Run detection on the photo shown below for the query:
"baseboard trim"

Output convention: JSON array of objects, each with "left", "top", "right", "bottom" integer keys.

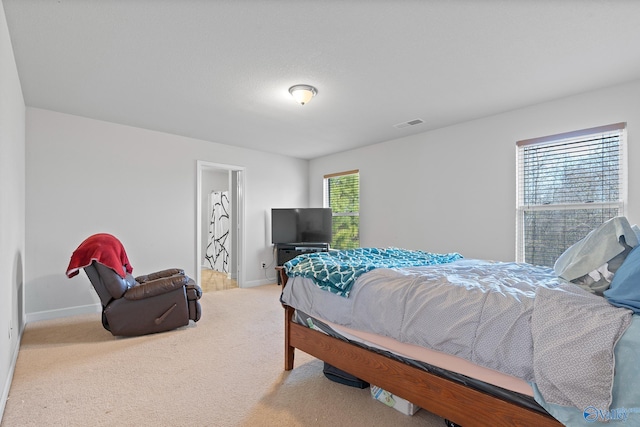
[
  {"left": 1, "top": 326, "right": 24, "bottom": 422},
  {"left": 26, "top": 303, "right": 101, "bottom": 323}
]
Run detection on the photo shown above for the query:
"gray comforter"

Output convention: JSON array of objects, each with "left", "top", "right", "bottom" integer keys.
[{"left": 280, "top": 259, "right": 633, "bottom": 411}]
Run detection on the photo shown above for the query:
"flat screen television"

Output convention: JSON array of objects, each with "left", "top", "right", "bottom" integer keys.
[{"left": 271, "top": 208, "right": 332, "bottom": 244}]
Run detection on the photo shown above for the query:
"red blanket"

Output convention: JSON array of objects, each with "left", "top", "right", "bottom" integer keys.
[{"left": 66, "top": 233, "right": 133, "bottom": 278}]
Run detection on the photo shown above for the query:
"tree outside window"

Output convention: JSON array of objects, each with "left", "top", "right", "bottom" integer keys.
[{"left": 324, "top": 170, "right": 359, "bottom": 250}]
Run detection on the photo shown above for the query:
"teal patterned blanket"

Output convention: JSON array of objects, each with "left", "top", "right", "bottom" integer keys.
[{"left": 283, "top": 247, "right": 463, "bottom": 297}]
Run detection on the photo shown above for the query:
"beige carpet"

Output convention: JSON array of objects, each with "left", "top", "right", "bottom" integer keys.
[{"left": 2, "top": 284, "right": 446, "bottom": 427}]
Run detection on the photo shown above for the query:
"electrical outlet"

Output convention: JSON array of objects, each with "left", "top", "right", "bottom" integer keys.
[{"left": 261, "top": 262, "right": 266, "bottom": 269}]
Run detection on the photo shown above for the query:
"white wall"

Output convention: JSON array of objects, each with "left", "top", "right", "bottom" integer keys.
[
  {"left": 25, "top": 108, "right": 309, "bottom": 321},
  {"left": 0, "top": 0, "right": 26, "bottom": 418},
  {"left": 310, "top": 79, "right": 640, "bottom": 262}
]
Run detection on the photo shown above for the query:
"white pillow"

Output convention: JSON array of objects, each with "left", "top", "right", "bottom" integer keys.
[{"left": 554, "top": 216, "right": 638, "bottom": 286}]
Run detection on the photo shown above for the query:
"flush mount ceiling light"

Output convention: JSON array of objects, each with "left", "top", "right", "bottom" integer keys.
[{"left": 289, "top": 84, "right": 317, "bottom": 105}]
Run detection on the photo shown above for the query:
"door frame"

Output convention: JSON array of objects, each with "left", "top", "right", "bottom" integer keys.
[{"left": 196, "top": 160, "right": 245, "bottom": 288}]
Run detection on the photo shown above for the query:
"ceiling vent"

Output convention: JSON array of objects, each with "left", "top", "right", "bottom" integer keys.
[{"left": 393, "top": 118, "right": 424, "bottom": 129}]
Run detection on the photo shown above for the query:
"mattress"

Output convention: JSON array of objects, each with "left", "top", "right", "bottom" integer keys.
[
  {"left": 292, "top": 309, "right": 546, "bottom": 414},
  {"left": 298, "top": 310, "right": 533, "bottom": 396}
]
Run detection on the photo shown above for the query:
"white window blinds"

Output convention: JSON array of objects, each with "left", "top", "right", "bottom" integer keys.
[{"left": 516, "top": 123, "right": 626, "bottom": 267}]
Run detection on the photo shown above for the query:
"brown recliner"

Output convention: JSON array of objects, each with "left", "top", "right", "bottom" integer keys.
[{"left": 84, "top": 261, "right": 202, "bottom": 336}]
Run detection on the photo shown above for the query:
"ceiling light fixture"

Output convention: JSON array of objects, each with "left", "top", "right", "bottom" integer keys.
[{"left": 289, "top": 84, "right": 317, "bottom": 105}]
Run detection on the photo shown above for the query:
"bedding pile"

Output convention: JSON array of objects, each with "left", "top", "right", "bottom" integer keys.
[{"left": 283, "top": 247, "right": 462, "bottom": 297}]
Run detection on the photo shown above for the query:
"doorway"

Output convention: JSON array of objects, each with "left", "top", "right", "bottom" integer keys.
[{"left": 196, "top": 161, "right": 245, "bottom": 290}]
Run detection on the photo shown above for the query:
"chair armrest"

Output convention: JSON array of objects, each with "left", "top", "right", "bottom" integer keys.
[
  {"left": 135, "top": 268, "right": 184, "bottom": 283},
  {"left": 124, "top": 274, "right": 189, "bottom": 300}
]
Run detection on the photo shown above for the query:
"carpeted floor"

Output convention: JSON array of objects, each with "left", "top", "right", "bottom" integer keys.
[{"left": 2, "top": 284, "right": 446, "bottom": 426}]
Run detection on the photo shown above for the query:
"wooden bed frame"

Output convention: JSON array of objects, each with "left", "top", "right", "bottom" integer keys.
[{"left": 278, "top": 268, "right": 562, "bottom": 427}]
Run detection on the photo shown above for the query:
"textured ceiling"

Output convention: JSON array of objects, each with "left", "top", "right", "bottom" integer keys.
[{"left": 4, "top": 1, "right": 640, "bottom": 159}]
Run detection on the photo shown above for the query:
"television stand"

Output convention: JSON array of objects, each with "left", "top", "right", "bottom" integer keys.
[{"left": 275, "top": 243, "right": 329, "bottom": 284}]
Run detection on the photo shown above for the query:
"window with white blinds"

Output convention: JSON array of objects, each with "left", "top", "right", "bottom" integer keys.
[
  {"left": 516, "top": 123, "right": 626, "bottom": 267},
  {"left": 324, "top": 170, "right": 360, "bottom": 249}
]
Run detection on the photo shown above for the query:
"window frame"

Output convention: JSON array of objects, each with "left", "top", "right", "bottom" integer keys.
[
  {"left": 323, "top": 169, "right": 360, "bottom": 250},
  {"left": 515, "top": 122, "right": 627, "bottom": 265}
]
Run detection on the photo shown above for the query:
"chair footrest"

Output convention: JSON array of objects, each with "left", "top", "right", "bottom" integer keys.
[{"left": 185, "top": 279, "right": 202, "bottom": 300}]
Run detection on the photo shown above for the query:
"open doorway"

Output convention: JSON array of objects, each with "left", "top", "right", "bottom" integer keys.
[{"left": 196, "top": 161, "right": 245, "bottom": 291}]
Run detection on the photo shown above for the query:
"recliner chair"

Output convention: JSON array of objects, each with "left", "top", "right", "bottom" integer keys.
[
  {"left": 84, "top": 261, "right": 202, "bottom": 336},
  {"left": 66, "top": 233, "right": 202, "bottom": 336}
]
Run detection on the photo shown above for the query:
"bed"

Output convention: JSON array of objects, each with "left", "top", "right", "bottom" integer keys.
[{"left": 279, "top": 218, "right": 640, "bottom": 427}]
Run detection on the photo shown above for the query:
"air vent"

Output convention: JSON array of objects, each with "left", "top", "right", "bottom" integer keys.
[{"left": 393, "top": 118, "right": 424, "bottom": 129}]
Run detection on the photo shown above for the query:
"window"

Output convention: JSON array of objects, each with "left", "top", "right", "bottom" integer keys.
[
  {"left": 516, "top": 123, "right": 626, "bottom": 267},
  {"left": 324, "top": 170, "right": 360, "bottom": 249}
]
